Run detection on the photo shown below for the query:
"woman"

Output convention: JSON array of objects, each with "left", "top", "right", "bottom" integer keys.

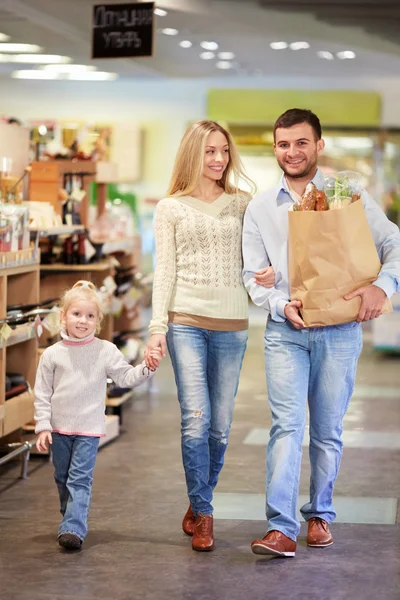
[{"left": 145, "top": 120, "right": 274, "bottom": 552}]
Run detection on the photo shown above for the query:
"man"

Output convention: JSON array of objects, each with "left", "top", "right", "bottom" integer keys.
[{"left": 242, "top": 108, "right": 400, "bottom": 557}]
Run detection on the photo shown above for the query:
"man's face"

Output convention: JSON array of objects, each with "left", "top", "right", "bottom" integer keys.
[{"left": 274, "top": 122, "right": 324, "bottom": 179}]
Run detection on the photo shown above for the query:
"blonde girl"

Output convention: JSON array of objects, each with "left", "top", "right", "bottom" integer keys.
[
  {"left": 145, "top": 120, "right": 274, "bottom": 552},
  {"left": 34, "top": 280, "right": 161, "bottom": 551}
]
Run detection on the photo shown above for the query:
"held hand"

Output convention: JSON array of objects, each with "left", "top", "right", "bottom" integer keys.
[
  {"left": 255, "top": 266, "right": 275, "bottom": 288},
  {"left": 344, "top": 285, "right": 387, "bottom": 322},
  {"left": 145, "top": 348, "right": 163, "bottom": 371},
  {"left": 284, "top": 300, "right": 305, "bottom": 329},
  {"left": 36, "top": 431, "right": 52, "bottom": 452},
  {"left": 144, "top": 334, "right": 167, "bottom": 370}
]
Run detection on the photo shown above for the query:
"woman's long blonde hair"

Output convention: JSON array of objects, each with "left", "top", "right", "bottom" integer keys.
[{"left": 167, "top": 120, "right": 256, "bottom": 197}]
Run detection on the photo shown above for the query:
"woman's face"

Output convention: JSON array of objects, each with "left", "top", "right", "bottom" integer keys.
[{"left": 202, "top": 130, "right": 229, "bottom": 182}]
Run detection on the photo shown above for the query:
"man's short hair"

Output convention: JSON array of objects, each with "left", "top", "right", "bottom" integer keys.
[{"left": 273, "top": 109, "right": 322, "bottom": 141}]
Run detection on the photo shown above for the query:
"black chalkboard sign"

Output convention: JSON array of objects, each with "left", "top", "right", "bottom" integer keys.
[{"left": 92, "top": 2, "right": 154, "bottom": 59}]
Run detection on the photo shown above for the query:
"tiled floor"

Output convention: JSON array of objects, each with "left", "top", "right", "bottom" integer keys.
[{"left": 0, "top": 308, "right": 399, "bottom": 600}]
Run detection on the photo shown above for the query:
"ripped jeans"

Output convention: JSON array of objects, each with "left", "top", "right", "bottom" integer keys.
[{"left": 167, "top": 324, "right": 248, "bottom": 515}]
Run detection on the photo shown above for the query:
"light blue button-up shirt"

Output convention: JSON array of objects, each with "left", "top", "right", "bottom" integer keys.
[{"left": 242, "top": 169, "right": 400, "bottom": 322}]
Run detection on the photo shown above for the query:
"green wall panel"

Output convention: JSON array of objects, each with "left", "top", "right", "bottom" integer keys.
[{"left": 207, "top": 89, "right": 381, "bottom": 126}]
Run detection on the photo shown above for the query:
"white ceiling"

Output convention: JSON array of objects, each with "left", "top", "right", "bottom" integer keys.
[{"left": 0, "top": 0, "right": 400, "bottom": 80}]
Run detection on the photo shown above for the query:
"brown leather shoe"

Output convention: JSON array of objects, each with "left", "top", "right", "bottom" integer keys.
[
  {"left": 307, "top": 517, "right": 333, "bottom": 547},
  {"left": 192, "top": 515, "right": 214, "bottom": 552},
  {"left": 251, "top": 530, "right": 296, "bottom": 557},
  {"left": 182, "top": 505, "right": 195, "bottom": 536}
]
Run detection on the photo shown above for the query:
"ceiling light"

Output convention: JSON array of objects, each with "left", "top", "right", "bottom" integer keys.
[
  {"left": 218, "top": 52, "right": 235, "bottom": 60},
  {"left": 0, "top": 33, "right": 10, "bottom": 42},
  {"left": 67, "top": 71, "right": 117, "bottom": 81},
  {"left": 12, "top": 70, "right": 60, "bottom": 79},
  {"left": 289, "top": 42, "right": 310, "bottom": 50},
  {"left": 216, "top": 61, "right": 232, "bottom": 70},
  {"left": 270, "top": 42, "right": 288, "bottom": 50},
  {"left": 336, "top": 50, "right": 356, "bottom": 60},
  {"left": 154, "top": 8, "right": 168, "bottom": 16},
  {"left": 200, "top": 41, "right": 219, "bottom": 51},
  {"left": 41, "top": 64, "right": 97, "bottom": 72},
  {"left": 179, "top": 40, "right": 192, "bottom": 48},
  {"left": 0, "top": 43, "right": 43, "bottom": 53},
  {"left": 0, "top": 54, "right": 71, "bottom": 64},
  {"left": 161, "top": 28, "right": 178, "bottom": 36},
  {"left": 317, "top": 51, "right": 334, "bottom": 60},
  {"left": 200, "top": 51, "right": 215, "bottom": 60}
]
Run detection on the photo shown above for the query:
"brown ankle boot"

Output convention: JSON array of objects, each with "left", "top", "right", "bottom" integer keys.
[
  {"left": 182, "top": 505, "right": 195, "bottom": 536},
  {"left": 192, "top": 514, "right": 214, "bottom": 552}
]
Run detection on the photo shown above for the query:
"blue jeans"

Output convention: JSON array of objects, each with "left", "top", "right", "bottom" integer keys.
[
  {"left": 264, "top": 319, "right": 363, "bottom": 541},
  {"left": 52, "top": 433, "right": 100, "bottom": 541},
  {"left": 167, "top": 324, "right": 248, "bottom": 516}
]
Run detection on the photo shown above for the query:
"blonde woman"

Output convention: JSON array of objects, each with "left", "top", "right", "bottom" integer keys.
[{"left": 145, "top": 120, "right": 274, "bottom": 552}]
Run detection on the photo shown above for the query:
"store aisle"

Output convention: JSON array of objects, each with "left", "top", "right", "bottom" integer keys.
[{"left": 0, "top": 311, "right": 399, "bottom": 600}]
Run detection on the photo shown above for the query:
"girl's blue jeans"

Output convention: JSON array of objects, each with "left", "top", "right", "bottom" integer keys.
[{"left": 52, "top": 433, "right": 100, "bottom": 541}]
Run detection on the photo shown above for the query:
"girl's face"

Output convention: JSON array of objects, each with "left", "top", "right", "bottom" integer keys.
[
  {"left": 202, "top": 130, "right": 229, "bottom": 183},
  {"left": 62, "top": 299, "right": 98, "bottom": 339}
]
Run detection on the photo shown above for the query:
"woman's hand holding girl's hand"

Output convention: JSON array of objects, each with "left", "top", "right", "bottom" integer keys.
[
  {"left": 144, "top": 334, "right": 167, "bottom": 370},
  {"left": 255, "top": 266, "right": 275, "bottom": 288},
  {"left": 145, "top": 347, "right": 163, "bottom": 371},
  {"left": 36, "top": 431, "right": 52, "bottom": 452}
]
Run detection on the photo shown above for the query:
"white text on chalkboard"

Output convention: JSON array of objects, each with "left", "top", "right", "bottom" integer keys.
[{"left": 94, "top": 6, "right": 153, "bottom": 28}]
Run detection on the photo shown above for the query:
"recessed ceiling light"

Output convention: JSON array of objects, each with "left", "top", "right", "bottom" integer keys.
[
  {"left": 41, "top": 64, "right": 97, "bottom": 72},
  {"left": 0, "top": 43, "right": 43, "bottom": 53},
  {"left": 154, "top": 8, "right": 168, "bottom": 16},
  {"left": 0, "top": 33, "right": 10, "bottom": 42},
  {"left": 179, "top": 40, "right": 192, "bottom": 48},
  {"left": 9, "top": 54, "right": 72, "bottom": 64},
  {"left": 161, "top": 28, "right": 178, "bottom": 36},
  {"left": 270, "top": 42, "right": 288, "bottom": 50},
  {"left": 218, "top": 52, "right": 235, "bottom": 60},
  {"left": 317, "top": 51, "right": 334, "bottom": 60},
  {"left": 337, "top": 50, "right": 356, "bottom": 60},
  {"left": 200, "top": 41, "right": 219, "bottom": 51},
  {"left": 12, "top": 70, "right": 60, "bottom": 80},
  {"left": 216, "top": 61, "right": 232, "bottom": 70},
  {"left": 200, "top": 51, "right": 215, "bottom": 60},
  {"left": 289, "top": 42, "right": 310, "bottom": 50},
  {"left": 68, "top": 71, "right": 117, "bottom": 81}
]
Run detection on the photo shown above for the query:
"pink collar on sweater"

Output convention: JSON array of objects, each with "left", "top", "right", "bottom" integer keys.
[{"left": 60, "top": 330, "right": 96, "bottom": 346}]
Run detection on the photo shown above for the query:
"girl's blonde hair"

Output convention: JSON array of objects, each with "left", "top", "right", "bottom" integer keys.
[
  {"left": 167, "top": 120, "right": 256, "bottom": 197},
  {"left": 60, "top": 280, "right": 104, "bottom": 334}
]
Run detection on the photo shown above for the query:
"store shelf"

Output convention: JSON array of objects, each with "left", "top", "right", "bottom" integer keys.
[
  {"left": 0, "top": 248, "right": 37, "bottom": 272},
  {"left": 2, "top": 389, "right": 35, "bottom": 437},
  {"left": 100, "top": 238, "right": 136, "bottom": 255},
  {"left": 30, "top": 225, "right": 84, "bottom": 236},
  {"left": 40, "top": 260, "right": 112, "bottom": 272},
  {"left": 1, "top": 322, "right": 37, "bottom": 348},
  {"left": 106, "top": 390, "right": 134, "bottom": 408}
]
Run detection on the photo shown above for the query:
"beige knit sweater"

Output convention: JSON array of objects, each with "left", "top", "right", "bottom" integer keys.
[{"left": 149, "top": 192, "right": 251, "bottom": 335}]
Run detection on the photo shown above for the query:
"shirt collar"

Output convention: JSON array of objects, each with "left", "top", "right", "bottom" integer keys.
[{"left": 278, "top": 168, "right": 325, "bottom": 203}]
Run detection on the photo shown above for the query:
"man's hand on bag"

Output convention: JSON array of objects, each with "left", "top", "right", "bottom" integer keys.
[
  {"left": 344, "top": 285, "right": 387, "bottom": 322},
  {"left": 284, "top": 300, "right": 305, "bottom": 329},
  {"left": 255, "top": 266, "right": 275, "bottom": 288},
  {"left": 144, "top": 334, "right": 167, "bottom": 370}
]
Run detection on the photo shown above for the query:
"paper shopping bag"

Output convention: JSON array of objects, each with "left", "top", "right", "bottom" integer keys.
[{"left": 288, "top": 200, "right": 392, "bottom": 327}]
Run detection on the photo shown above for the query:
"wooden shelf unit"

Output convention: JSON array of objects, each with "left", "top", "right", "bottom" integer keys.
[{"left": 0, "top": 261, "right": 40, "bottom": 438}]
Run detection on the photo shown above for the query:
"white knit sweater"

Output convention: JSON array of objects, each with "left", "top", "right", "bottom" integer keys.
[
  {"left": 149, "top": 192, "right": 251, "bottom": 335},
  {"left": 34, "top": 336, "right": 152, "bottom": 436}
]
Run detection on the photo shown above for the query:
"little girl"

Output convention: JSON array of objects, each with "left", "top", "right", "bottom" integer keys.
[{"left": 34, "top": 280, "right": 161, "bottom": 551}]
